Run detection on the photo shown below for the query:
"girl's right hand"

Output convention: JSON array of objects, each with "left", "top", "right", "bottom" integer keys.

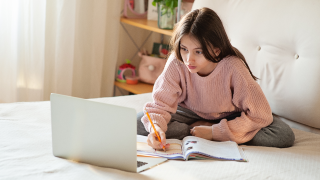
[{"left": 147, "top": 124, "right": 170, "bottom": 150}]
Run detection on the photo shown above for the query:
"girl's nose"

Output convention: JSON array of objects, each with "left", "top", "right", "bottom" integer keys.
[{"left": 187, "top": 53, "right": 194, "bottom": 63}]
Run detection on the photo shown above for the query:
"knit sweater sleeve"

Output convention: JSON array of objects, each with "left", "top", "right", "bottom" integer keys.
[
  {"left": 211, "top": 60, "right": 273, "bottom": 144},
  {"left": 141, "top": 54, "right": 183, "bottom": 132}
]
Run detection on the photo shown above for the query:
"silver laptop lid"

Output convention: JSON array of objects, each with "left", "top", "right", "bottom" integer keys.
[{"left": 50, "top": 93, "right": 137, "bottom": 172}]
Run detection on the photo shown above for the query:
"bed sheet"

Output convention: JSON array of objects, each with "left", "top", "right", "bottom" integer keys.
[{"left": 0, "top": 93, "right": 320, "bottom": 180}]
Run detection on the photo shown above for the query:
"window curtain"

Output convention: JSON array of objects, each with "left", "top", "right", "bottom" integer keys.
[{"left": 0, "top": 0, "right": 121, "bottom": 103}]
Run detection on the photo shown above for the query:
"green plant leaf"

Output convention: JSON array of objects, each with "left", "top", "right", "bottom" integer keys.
[
  {"left": 165, "top": 0, "right": 170, "bottom": 7},
  {"left": 173, "top": 1, "right": 178, "bottom": 7},
  {"left": 152, "top": 0, "right": 162, "bottom": 6},
  {"left": 169, "top": 8, "right": 172, "bottom": 15},
  {"left": 154, "top": 0, "right": 178, "bottom": 15},
  {"left": 163, "top": 7, "right": 168, "bottom": 14}
]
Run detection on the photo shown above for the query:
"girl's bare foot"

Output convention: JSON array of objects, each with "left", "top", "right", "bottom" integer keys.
[{"left": 190, "top": 121, "right": 216, "bottom": 128}]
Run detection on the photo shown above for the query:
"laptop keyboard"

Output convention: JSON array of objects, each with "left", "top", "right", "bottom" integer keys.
[{"left": 137, "top": 161, "right": 148, "bottom": 167}]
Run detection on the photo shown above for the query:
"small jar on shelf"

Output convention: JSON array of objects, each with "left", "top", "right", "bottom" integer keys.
[{"left": 154, "top": 0, "right": 177, "bottom": 30}]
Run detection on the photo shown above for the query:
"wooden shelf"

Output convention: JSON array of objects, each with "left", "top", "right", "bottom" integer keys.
[
  {"left": 120, "top": 17, "right": 173, "bottom": 36},
  {"left": 115, "top": 17, "right": 169, "bottom": 96},
  {"left": 114, "top": 81, "right": 153, "bottom": 95}
]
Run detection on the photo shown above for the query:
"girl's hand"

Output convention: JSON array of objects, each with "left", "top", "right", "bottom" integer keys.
[
  {"left": 190, "top": 126, "right": 213, "bottom": 140},
  {"left": 147, "top": 124, "right": 170, "bottom": 150}
]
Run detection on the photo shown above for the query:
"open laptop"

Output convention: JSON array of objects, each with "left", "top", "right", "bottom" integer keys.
[{"left": 50, "top": 93, "right": 167, "bottom": 173}]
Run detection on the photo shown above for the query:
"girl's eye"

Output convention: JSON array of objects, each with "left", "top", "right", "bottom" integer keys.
[
  {"left": 196, "top": 51, "right": 203, "bottom": 54},
  {"left": 180, "top": 47, "right": 188, "bottom": 52}
]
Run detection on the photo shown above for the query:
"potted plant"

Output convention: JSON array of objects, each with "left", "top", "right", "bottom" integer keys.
[{"left": 152, "top": 0, "right": 178, "bottom": 29}]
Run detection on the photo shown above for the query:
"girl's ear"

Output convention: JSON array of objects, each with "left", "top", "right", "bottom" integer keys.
[{"left": 214, "top": 48, "right": 221, "bottom": 57}]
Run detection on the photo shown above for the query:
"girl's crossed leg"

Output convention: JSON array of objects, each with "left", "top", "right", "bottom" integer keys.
[{"left": 137, "top": 106, "right": 295, "bottom": 148}]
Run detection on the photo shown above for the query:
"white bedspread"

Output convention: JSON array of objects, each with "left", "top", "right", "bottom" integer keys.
[{"left": 1, "top": 93, "right": 320, "bottom": 180}]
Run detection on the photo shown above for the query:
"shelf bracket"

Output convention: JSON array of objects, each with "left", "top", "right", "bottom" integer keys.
[{"left": 114, "top": 84, "right": 128, "bottom": 96}]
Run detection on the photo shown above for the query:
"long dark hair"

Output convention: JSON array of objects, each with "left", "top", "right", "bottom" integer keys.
[{"left": 169, "top": 7, "right": 257, "bottom": 80}]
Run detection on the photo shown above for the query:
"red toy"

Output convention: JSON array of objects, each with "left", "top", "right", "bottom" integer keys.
[{"left": 116, "top": 59, "right": 139, "bottom": 84}]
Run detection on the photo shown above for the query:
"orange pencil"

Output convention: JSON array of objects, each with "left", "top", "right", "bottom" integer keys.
[{"left": 144, "top": 109, "right": 166, "bottom": 152}]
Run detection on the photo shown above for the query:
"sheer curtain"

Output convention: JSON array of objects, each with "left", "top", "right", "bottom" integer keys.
[{"left": 0, "top": 0, "right": 121, "bottom": 103}]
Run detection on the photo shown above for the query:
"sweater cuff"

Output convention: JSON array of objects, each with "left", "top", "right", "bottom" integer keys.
[
  {"left": 141, "top": 114, "right": 168, "bottom": 133},
  {"left": 211, "top": 119, "right": 231, "bottom": 141}
]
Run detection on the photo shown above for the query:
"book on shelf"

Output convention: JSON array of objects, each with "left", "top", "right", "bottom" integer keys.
[{"left": 137, "top": 135, "right": 247, "bottom": 161}]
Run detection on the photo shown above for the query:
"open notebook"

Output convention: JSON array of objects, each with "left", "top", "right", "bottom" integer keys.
[{"left": 137, "top": 135, "right": 247, "bottom": 161}]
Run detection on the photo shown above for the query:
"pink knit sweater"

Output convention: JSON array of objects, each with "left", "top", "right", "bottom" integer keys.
[{"left": 141, "top": 54, "right": 273, "bottom": 144}]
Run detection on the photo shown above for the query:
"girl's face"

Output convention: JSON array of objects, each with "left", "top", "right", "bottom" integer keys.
[{"left": 180, "top": 34, "right": 220, "bottom": 76}]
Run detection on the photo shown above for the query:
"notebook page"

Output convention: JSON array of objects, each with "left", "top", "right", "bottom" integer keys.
[
  {"left": 137, "top": 135, "right": 184, "bottom": 157},
  {"left": 182, "top": 136, "right": 243, "bottom": 160}
]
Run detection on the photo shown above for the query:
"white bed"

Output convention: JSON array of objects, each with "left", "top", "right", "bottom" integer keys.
[
  {"left": 0, "top": 94, "right": 320, "bottom": 180},
  {"left": 1, "top": 0, "right": 320, "bottom": 179}
]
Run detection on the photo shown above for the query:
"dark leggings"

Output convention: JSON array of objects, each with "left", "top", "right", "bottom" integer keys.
[{"left": 137, "top": 106, "right": 295, "bottom": 148}]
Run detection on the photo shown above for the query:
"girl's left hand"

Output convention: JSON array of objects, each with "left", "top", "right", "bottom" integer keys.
[{"left": 190, "top": 126, "right": 213, "bottom": 140}]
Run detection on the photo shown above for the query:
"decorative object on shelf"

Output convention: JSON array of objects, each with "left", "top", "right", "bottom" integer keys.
[
  {"left": 148, "top": 0, "right": 193, "bottom": 23},
  {"left": 134, "top": 0, "right": 148, "bottom": 14},
  {"left": 180, "top": 0, "right": 194, "bottom": 19},
  {"left": 125, "top": 75, "right": 139, "bottom": 85},
  {"left": 116, "top": 59, "right": 139, "bottom": 85},
  {"left": 152, "top": 42, "right": 169, "bottom": 58},
  {"left": 138, "top": 49, "right": 167, "bottom": 84},
  {"left": 123, "top": 0, "right": 147, "bottom": 19},
  {"left": 152, "top": 0, "right": 180, "bottom": 29},
  {"left": 129, "top": 0, "right": 134, "bottom": 9},
  {"left": 147, "top": 0, "right": 158, "bottom": 20},
  {"left": 152, "top": 0, "right": 178, "bottom": 29}
]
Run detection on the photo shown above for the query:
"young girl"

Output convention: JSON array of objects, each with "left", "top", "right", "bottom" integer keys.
[{"left": 137, "top": 7, "right": 295, "bottom": 150}]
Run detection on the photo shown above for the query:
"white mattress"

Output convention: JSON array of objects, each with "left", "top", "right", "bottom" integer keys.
[{"left": 1, "top": 93, "right": 320, "bottom": 180}]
